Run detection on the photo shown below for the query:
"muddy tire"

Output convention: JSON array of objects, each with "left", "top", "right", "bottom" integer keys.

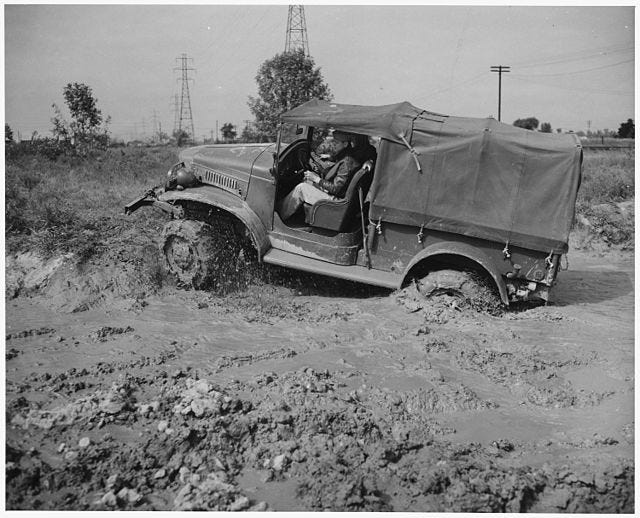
[
  {"left": 161, "top": 219, "right": 239, "bottom": 291},
  {"left": 416, "top": 269, "right": 501, "bottom": 311}
]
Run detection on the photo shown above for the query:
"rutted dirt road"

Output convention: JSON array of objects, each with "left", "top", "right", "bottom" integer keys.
[{"left": 5, "top": 247, "right": 634, "bottom": 511}]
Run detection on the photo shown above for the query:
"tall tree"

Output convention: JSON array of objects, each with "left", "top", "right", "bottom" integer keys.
[
  {"left": 513, "top": 117, "right": 540, "bottom": 131},
  {"left": 617, "top": 118, "right": 634, "bottom": 139},
  {"left": 540, "top": 122, "right": 552, "bottom": 133},
  {"left": 248, "top": 50, "right": 332, "bottom": 140},
  {"left": 51, "top": 82, "right": 110, "bottom": 148}
]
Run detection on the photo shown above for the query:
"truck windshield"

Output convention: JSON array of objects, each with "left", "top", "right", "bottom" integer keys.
[{"left": 278, "top": 123, "right": 308, "bottom": 150}]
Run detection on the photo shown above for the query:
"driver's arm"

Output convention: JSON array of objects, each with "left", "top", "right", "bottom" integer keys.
[{"left": 309, "top": 156, "right": 332, "bottom": 175}]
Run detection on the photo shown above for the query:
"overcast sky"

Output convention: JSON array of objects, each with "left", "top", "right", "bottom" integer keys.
[{"left": 4, "top": 3, "right": 635, "bottom": 141}]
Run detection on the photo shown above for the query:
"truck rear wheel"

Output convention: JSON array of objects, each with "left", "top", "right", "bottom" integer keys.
[
  {"left": 161, "top": 219, "right": 239, "bottom": 291},
  {"left": 416, "top": 269, "right": 501, "bottom": 312}
]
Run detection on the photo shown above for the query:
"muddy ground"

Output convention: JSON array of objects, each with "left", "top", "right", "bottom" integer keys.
[{"left": 4, "top": 237, "right": 634, "bottom": 512}]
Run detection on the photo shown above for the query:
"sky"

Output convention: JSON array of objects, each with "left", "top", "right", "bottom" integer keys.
[{"left": 4, "top": 3, "right": 636, "bottom": 142}]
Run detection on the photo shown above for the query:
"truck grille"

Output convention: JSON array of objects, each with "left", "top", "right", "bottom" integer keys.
[{"left": 192, "top": 165, "right": 241, "bottom": 196}]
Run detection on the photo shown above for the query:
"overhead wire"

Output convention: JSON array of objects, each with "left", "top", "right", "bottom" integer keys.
[
  {"left": 509, "top": 75, "right": 634, "bottom": 96},
  {"left": 412, "top": 71, "right": 489, "bottom": 104},
  {"left": 511, "top": 58, "right": 634, "bottom": 77},
  {"left": 511, "top": 43, "right": 633, "bottom": 69}
]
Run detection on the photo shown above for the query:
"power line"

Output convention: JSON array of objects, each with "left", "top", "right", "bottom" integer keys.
[
  {"left": 510, "top": 58, "right": 633, "bottom": 78},
  {"left": 511, "top": 43, "right": 633, "bottom": 69},
  {"left": 509, "top": 75, "right": 634, "bottom": 96},
  {"left": 413, "top": 71, "right": 489, "bottom": 104}
]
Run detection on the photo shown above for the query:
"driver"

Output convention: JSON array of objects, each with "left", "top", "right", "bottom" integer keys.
[{"left": 277, "top": 130, "right": 362, "bottom": 221}]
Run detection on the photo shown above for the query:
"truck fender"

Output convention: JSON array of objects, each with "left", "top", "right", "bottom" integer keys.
[
  {"left": 158, "top": 186, "right": 271, "bottom": 259},
  {"left": 402, "top": 241, "right": 509, "bottom": 305}
]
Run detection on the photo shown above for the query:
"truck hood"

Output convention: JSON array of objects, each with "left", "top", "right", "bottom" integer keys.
[{"left": 179, "top": 143, "right": 274, "bottom": 177}]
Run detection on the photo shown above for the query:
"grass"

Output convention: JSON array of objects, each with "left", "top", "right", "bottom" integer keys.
[
  {"left": 5, "top": 146, "right": 177, "bottom": 258},
  {"left": 577, "top": 149, "right": 634, "bottom": 207},
  {"left": 573, "top": 148, "right": 635, "bottom": 247}
]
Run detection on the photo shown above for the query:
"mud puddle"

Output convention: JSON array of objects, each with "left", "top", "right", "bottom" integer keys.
[{"left": 4, "top": 249, "right": 634, "bottom": 511}]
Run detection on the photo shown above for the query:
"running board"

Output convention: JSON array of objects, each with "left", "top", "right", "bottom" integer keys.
[{"left": 262, "top": 248, "right": 402, "bottom": 290}]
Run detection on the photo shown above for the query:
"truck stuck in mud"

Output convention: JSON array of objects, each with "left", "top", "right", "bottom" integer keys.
[{"left": 126, "top": 100, "right": 583, "bottom": 305}]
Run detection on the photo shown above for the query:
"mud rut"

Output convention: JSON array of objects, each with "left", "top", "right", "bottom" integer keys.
[{"left": 5, "top": 248, "right": 634, "bottom": 511}]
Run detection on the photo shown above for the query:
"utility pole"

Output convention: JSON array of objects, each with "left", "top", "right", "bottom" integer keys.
[
  {"left": 174, "top": 53, "right": 196, "bottom": 143},
  {"left": 285, "top": 5, "right": 310, "bottom": 56},
  {"left": 490, "top": 65, "right": 510, "bottom": 122}
]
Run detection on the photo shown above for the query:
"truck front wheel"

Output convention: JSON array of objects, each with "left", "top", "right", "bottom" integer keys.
[{"left": 161, "top": 219, "right": 239, "bottom": 291}]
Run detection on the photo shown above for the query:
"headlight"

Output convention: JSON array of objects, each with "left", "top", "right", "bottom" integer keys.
[{"left": 167, "top": 162, "right": 185, "bottom": 179}]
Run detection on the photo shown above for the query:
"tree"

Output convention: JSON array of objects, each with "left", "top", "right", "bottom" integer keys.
[
  {"left": 617, "top": 118, "right": 634, "bottom": 139},
  {"left": 540, "top": 122, "right": 552, "bottom": 133},
  {"left": 51, "top": 82, "right": 110, "bottom": 150},
  {"left": 5, "top": 123, "right": 14, "bottom": 145},
  {"left": 240, "top": 122, "right": 269, "bottom": 143},
  {"left": 513, "top": 117, "right": 539, "bottom": 131},
  {"left": 248, "top": 49, "right": 332, "bottom": 140},
  {"left": 220, "top": 122, "right": 237, "bottom": 143},
  {"left": 173, "top": 129, "right": 190, "bottom": 147}
]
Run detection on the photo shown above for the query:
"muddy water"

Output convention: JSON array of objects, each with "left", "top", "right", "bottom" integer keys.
[{"left": 5, "top": 249, "right": 634, "bottom": 511}]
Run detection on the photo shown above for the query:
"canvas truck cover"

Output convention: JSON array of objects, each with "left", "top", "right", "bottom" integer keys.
[{"left": 281, "top": 100, "right": 583, "bottom": 254}]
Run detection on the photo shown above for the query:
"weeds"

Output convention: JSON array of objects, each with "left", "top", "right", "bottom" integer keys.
[
  {"left": 573, "top": 149, "right": 635, "bottom": 248},
  {"left": 577, "top": 149, "right": 634, "bottom": 207},
  {"left": 5, "top": 146, "right": 176, "bottom": 257}
]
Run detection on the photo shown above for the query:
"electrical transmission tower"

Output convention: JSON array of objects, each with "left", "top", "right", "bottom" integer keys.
[
  {"left": 285, "top": 5, "right": 310, "bottom": 55},
  {"left": 170, "top": 94, "right": 179, "bottom": 135},
  {"left": 174, "top": 53, "right": 196, "bottom": 142}
]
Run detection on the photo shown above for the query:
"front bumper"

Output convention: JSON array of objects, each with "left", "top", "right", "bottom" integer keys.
[{"left": 124, "top": 187, "right": 184, "bottom": 218}]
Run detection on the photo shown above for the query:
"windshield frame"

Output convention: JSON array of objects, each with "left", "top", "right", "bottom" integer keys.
[
  {"left": 275, "top": 123, "right": 310, "bottom": 176},
  {"left": 278, "top": 122, "right": 309, "bottom": 150}
]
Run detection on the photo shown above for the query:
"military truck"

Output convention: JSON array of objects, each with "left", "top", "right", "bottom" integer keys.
[{"left": 126, "top": 100, "right": 582, "bottom": 305}]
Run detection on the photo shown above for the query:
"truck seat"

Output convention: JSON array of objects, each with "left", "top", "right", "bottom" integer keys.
[{"left": 304, "top": 160, "right": 374, "bottom": 232}]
